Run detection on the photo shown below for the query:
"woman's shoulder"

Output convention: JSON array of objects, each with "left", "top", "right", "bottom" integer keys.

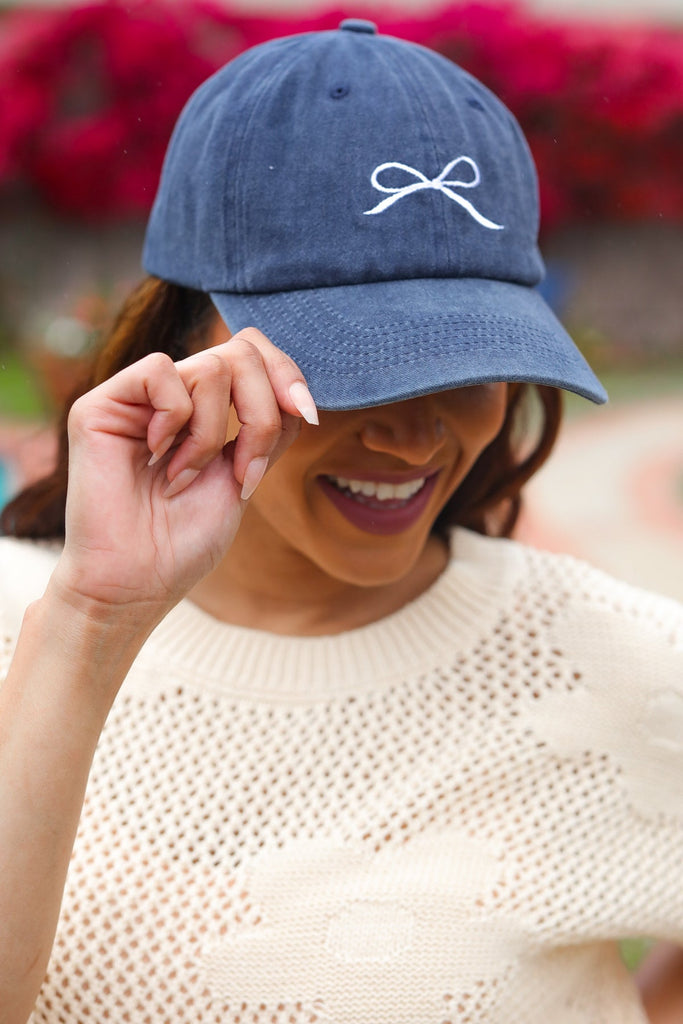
[
  {"left": 463, "top": 533, "right": 683, "bottom": 824},
  {"left": 0, "top": 535, "right": 62, "bottom": 681},
  {"left": 0, "top": 534, "right": 62, "bottom": 629},
  {"left": 455, "top": 527, "right": 682, "bottom": 636},
  {"left": 450, "top": 531, "right": 682, "bottom": 711}
]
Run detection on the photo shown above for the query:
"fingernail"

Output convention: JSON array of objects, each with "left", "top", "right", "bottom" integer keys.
[
  {"left": 289, "top": 381, "right": 319, "bottom": 426},
  {"left": 163, "top": 467, "right": 201, "bottom": 499},
  {"left": 148, "top": 434, "right": 176, "bottom": 466},
  {"left": 241, "top": 456, "right": 268, "bottom": 501}
]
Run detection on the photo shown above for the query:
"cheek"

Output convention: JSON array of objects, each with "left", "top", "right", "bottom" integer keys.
[
  {"left": 226, "top": 406, "right": 241, "bottom": 443},
  {"left": 445, "top": 383, "right": 509, "bottom": 451},
  {"left": 246, "top": 441, "right": 316, "bottom": 532},
  {"left": 480, "top": 383, "right": 509, "bottom": 438}
]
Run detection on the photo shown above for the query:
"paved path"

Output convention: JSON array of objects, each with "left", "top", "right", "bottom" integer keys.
[{"left": 518, "top": 395, "right": 683, "bottom": 602}]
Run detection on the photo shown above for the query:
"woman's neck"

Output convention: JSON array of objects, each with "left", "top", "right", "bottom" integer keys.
[{"left": 188, "top": 532, "right": 450, "bottom": 637}]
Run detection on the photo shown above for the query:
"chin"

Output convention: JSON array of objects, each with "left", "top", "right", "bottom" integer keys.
[{"left": 321, "top": 538, "right": 429, "bottom": 589}]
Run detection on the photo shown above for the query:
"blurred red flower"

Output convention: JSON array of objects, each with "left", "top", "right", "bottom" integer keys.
[{"left": 0, "top": 0, "right": 681, "bottom": 227}]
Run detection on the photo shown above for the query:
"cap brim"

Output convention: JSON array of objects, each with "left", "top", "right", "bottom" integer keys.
[{"left": 211, "top": 277, "right": 607, "bottom": 410}]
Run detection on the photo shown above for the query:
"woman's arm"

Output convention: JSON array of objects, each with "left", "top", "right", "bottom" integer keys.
[
  {"left": 0, "top": 329, "right": 315, "bottom": 1022},
  {"left": 0, "top": 588, "right": 155, "bottom": 1022}
]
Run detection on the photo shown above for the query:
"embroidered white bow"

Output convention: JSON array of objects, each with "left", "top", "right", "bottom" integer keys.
[{"left": 363, "top": 156, "right": 504, "bottom": 229}]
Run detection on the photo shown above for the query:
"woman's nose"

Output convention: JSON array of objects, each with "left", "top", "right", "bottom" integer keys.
[{"left": 359, "top": 400, "right": 446, "bottom": 465}]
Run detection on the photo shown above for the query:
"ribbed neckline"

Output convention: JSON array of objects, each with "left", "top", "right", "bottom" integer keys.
[{"left": 140, "top": 529, "right": 523, "bottom": 703}]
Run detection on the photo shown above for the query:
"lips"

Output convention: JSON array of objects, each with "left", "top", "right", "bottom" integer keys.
[{"left": 318, "top": 472, "right": 440, "bottom": 535}]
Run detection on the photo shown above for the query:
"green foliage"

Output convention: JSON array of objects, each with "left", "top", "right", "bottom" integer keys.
[
  {"left": 0, "top": 348, "right": 46, "bottom": 419},
  {"left": 620, "top": 937, "right": 654, "bottom": 972}
]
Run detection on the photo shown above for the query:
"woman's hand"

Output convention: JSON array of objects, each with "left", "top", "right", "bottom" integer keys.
[{"left": 50, "top": 327, "right": 317, "bottom": 626}]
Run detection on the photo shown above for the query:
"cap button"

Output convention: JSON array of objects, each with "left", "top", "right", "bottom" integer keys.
[{"left": 339, "top": 19, "right": 378, "bottom": 34}]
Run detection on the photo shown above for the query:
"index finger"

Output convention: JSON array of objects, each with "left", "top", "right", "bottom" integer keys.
[{"left": 212, "top": 327, "right": 319, "bottom": 427}]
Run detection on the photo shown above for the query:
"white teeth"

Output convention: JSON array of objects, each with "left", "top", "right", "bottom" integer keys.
[
  {"left": 328, "top": 476, "right": 426, "bottom": 501},
  {"left": 394, "top": 479, "right": 425, "bottom": 499}
]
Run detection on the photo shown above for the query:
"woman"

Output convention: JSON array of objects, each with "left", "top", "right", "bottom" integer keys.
[{"left": 1, "top": 21, "right": 681, "bottom": 1023}]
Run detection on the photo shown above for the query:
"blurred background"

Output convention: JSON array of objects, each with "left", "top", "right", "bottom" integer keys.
[{"left": 0, "top": 0, "right": 681, "bottom": 599}]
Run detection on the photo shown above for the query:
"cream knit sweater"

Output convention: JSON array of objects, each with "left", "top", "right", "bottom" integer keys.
[{"left": 1, "top": 529, "right": 682, "bottom": 1024}]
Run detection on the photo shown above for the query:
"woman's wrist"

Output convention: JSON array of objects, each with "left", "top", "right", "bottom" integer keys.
[
  {"left": 23, "top": 577, "right": 160, "bottom": 715},
  {"left": 46, "top": 554, "right": 169, "bottom": 637}
]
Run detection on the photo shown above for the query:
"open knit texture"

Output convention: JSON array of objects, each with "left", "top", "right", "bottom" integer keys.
[{"left": 1, "top": 529, "right": 682, "bottom": 1024}]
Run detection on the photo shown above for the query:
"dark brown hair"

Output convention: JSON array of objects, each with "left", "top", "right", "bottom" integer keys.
[{"left": 1, "top": 276, "right": 561, "bottom": 540}]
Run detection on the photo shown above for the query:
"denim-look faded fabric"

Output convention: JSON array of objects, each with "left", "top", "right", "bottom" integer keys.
[{"left": 143, "top": 21, "right": 607, "bottom": 409}]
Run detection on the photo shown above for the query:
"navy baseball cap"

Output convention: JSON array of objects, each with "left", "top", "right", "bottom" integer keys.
[{"left": 143, "top": 20, "right": 607, "bottom": 409}]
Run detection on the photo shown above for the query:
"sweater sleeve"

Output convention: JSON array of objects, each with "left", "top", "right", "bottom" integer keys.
[
  {"left": 0, "top": 602, "right": 12, "bottom": 687},
  {"left": 520, "top": 550, "right": 683, "bottom": 943},
  {"left": 0, "top": 537, "right": 61, "bottom": 686},
  {"left": 0, "top": 539, "right": 20, "bottom": 686}
]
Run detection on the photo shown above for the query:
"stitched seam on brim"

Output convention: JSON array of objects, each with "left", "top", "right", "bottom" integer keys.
[
  {"left": 240, "top": 298, "right": 560, "bottom": 349},
  {"left": 243, "top": 307, "right": 574, "bottom": 368},
  {"left": 281, "top": 288, "right": 548, "bottom": 335}
]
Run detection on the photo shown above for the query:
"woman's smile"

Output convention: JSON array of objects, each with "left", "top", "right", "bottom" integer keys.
[{"left": 318, "top": 471, "right": 441, "bottom": 535}]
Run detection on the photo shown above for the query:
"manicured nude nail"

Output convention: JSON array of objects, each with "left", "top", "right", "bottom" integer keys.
[
  {"left": 163, "top": 467, "right": 201, "bottom": 499},
  {"left": 241, "top": 456, "right": 269, "bottom": 501},
  {"left": 148, "top": 434, "right": 176, "bottom": 466},
  {"left": 289, "top": 381, "right": 319, "bottom": 425}
]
